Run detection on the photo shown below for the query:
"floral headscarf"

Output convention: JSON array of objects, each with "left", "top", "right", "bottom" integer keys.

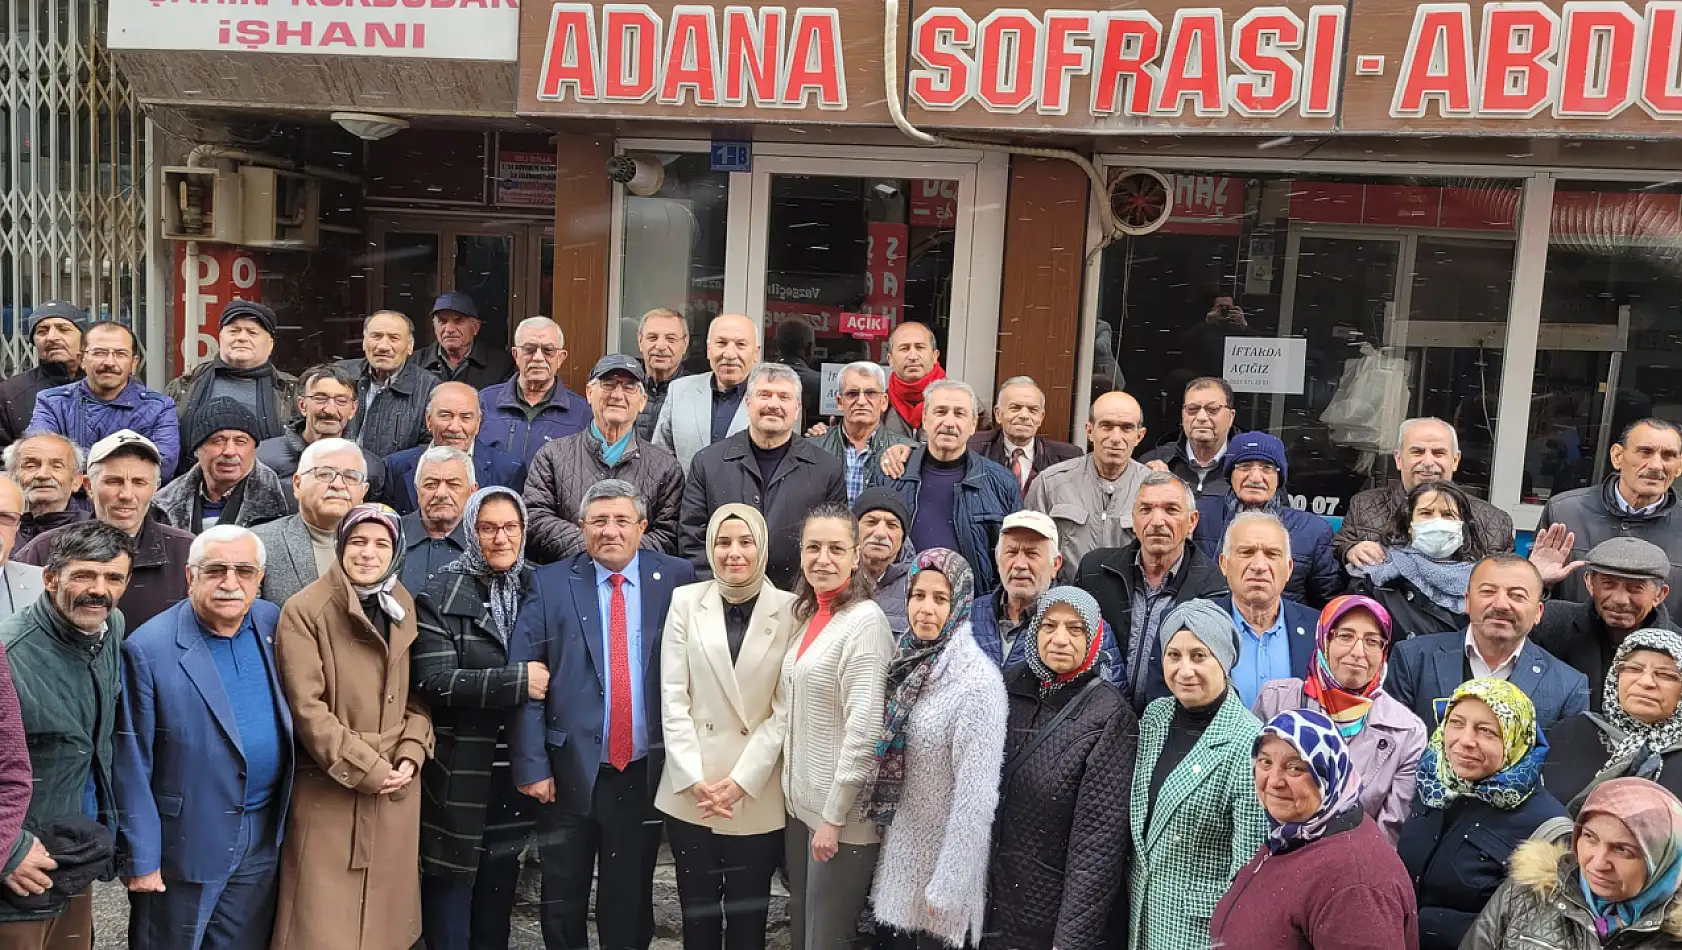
[
  {"left": 443, "top": 487, "right": 528, "bottom": 645},
  {"left": 1577, "top": 777, "right": 1682, "bottom": 936},
  {"left": 1024, "top": 586, "right": 1104, "bottom": 694},
  {"left": 336, "top": 503, "right": 407, "bottom": 623},
  {"left": 865, "top": 548, "right": 975, "bottom": 827},
  {"left": 1416, "top": 678, "right": 1546, "bottom": 811},
  {"left": 1598, "top": 628, "right": 1682, "bottom": 775},
  {"left": 1257, "top": 709, "right": 1366, "bottom": 854},
  {"left": 1302, "top": 595, "right": 1393, "bottom": 738}
]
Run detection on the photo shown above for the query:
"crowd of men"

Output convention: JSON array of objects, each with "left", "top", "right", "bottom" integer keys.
[{"left": 0, "top": 294, "right": 1676, "bottom": 950}]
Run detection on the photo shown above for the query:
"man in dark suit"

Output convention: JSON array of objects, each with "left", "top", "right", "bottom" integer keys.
[
  {"left": 383, "top": 382, "right": 524, "bottom": 515},
  {"left": 968, "top": 376, "right": 1080, "bottom": 496},
  {"left": 114, "top": 524, "right": 293, "bottom": 950},
  {"left": 1387, "top": 554, "right": 1591, "bottom": 732},
  {"left": 510, "top": 479, "right": 697, "bottom": 950}
]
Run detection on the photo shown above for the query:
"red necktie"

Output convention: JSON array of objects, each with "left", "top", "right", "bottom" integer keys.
[
  {"left": 1011, "top": 447, "right": 1030, "bottom": 491},
  {"left": 608, "top": 573, "right": 633, "bottom": 770}
]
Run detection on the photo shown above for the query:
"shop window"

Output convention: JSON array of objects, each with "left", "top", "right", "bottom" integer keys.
[
  {"left": 1525, "top": 182, "right": 1682, "bottom": 504},
  {"left": 1092, "top": 172, "right": 1521, "bottom": 515},
  {"left": 616, "top": 152, "right": 729, "bottom": 365},
  {"left": 761, "top": 174, "right": 956, "bottom": 366},
  {"left": 366, "top": 130, "right": 488, "bottom": 205}
]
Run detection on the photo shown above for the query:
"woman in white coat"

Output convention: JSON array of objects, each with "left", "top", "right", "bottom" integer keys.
[
  {"left": 658, "top": 504, "right": 797, "bottom": 950},
  {"left": 782, "top": 504, "right": 895, "bottom": 950},
  {"left": 865, "top": 548, "right": 1008, "bottom": 950}
]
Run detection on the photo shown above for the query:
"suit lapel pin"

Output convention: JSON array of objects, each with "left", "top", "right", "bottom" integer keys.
[
  {"left": 653, "top": 572, "right": 661, "bottom": 581},
  {"left": 1532, "top": 665, "right": 1542, "bottom": 674}
]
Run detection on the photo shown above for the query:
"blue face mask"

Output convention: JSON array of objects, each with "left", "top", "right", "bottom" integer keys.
[{"left": 1410, "top": 518, "right": 1464, "bottom": 560}]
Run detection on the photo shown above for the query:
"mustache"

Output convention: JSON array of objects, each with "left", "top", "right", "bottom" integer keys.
[
  {"left": 72, "top": 593, "right": 113, "bottom": 611},
  {"left": 322, "top": 489, "right": 351, "bottom": 501},
  {"left": 211, "top": 591, "right": 247, "bottom": 602}
]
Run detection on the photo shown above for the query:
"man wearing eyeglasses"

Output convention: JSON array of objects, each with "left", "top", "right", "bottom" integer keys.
[
  {"left": 1141, "top": 376, "right": 1238, "bottom": 498},
  {"left": 526, "top": 356, "right": 683, "bottom": 564},
  {"left": 14, "top": 430, "right": 195, "bottom": 628},
  {"left": 0, "top": 477, "right": 46, "bottom": 623},
  {"left": 153, "top": 398, "right": 292, "bottom": 534},
  {"left": 383, "top": 382, "right": 524, "bottom": 516},
  {"left": 340, "top": 310, "right": 440, "bottom": 460},
  {"left": 30, "top": 321, "right": 182, "bottom": 480},
  {"left": 165, "top": 299, "right": 299, "bottom": 443},
  {"left": 810, "top": 361, "right": 913, "bottom": 506},
  {"left": 250, "top": 438, "right": 370, "bottom": 605},
  {"left": 399, "top": 446, "right": 475, "bottom": 596},
  {"left": 479, "top": 317, "right": 591, "bottom": 467},
  {"left": 113, "top": 524, "right": 293, "bottom": 950},
  {"left": 1025, "top": 391, "right": 1151, "bottom": 582},
  {"left": 257, "top": 364, "right": 389, "bottom": 506}
]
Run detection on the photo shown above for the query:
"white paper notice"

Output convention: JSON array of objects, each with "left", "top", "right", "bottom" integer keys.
[
  {"left": 1224, "top": 337, "right": 1307, "bottom": 395},
  {"left": 820, "top": 363, "right": 845, "bottom": 416}
]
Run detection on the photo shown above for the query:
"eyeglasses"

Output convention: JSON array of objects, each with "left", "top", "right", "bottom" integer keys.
[
  {"left": 584, "top": 516, "right": 640, "bottom": 530},
  {"left": 1184, "top": 403, "right": 1230, "bottom": 417},
  {"left": 1620, "top": 662, "right": 1682, "bottom": 687},
  {"left": 592, "top": 378, "right": 642, "bottom": 394},
  {"left": 194, "top": 562, "right": 261, "bottom": 581},
  {"left": 301, "top": 466, "right": 368, "bottom": 486},
  {"left": 1329, "top": 631, "right": 1387, "bottom": 652},
  {"left": 86, "top": 348, "right": 132, "bottom": 361},
  {"left": 305, "top": 393, "right": 354, "bottom": 408},
  {"left": 840, "top": 389, "right": 883, "bottom": 403},
  {"left": 518, "top": 344, "right": 562, "bottom": 359},
  {"left": 476, "top": 522, "right": 522, "bottom": 540}
]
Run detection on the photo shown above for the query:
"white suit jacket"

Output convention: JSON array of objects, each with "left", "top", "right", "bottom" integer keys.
[
  {"left": 656, "top": 580, "right": 796, "bottom": 835},
  {"left": 0, "top": 561, "right": 44, "bottom": 623},
  {"left": 653, "top": 372, "right": 750, "bottom": 473}
]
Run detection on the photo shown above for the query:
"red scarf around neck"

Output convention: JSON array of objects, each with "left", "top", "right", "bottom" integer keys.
[{"left": 887, "top": 362, "right": 947, "bottom": 430}]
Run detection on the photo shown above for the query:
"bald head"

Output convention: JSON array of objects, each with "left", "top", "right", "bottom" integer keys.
[
  {"left": 425, "top": 380, "right": 484, "bottom": 450},
  {"left": 1088, "top": 390, "right": 1146, "bottom": 478},
  {"left": 707, "top": 313, "right": 760, "bottom": 388}
]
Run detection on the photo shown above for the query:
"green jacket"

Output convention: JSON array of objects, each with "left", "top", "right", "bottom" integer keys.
[{"left": 0, "top": 597, "right": 124, "bottom": 921}]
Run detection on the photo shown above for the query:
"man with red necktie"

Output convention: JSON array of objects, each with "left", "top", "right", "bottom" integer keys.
[{"left": 509, "top": 479, "right": 696, "bottom": 950}]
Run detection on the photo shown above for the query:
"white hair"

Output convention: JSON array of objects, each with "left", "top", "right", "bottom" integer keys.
[
  {"left": 298, "top": 437, "right": 367, "bottom": 475},
  {"left": 637, "top": 307, "right": 688, "bottom": 338},
  {"left": 1398, "top": 417, "right": 1460, "bottom": 455},
  {"left": 1137, "top": 469, "right": 1196, "bottom": 510},
  {"left": 1221, "top": 510, "right": 1293, "bottom": 562},
  {"left": 995, "top": 375, "right": 1044, "bottom": 409},
  {"left": 514, "top": 316, "right": 563, "bottom": 348},
  {"left": 189, "top": 524, "right": 268, "bottom": 570},
  {"left": 839, "top": 361, "right": 887, "bottom": 391},
  {"left": 925, "top": 379, "right": 981, "bottom": 415},
  {"left": 746, "top": 362, "right": 803, "bottom": 400},
  {"left": 415, "top": 445, "right": 473, "bottom": 490},
  {"left": 3, "top": 432, "right": 85, "bottom": 475}
]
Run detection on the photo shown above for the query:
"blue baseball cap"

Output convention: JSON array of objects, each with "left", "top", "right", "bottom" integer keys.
[{"left": 431, "top": 292, "right": 478, "bottom": 319}]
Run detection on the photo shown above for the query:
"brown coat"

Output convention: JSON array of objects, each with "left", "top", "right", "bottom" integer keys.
[{"left": 271, "top": 566, "right": 434, "bottom": 950}]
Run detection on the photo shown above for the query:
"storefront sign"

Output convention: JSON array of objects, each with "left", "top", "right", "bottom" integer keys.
[
  {"left": 910, "top": 180, "right": 960, "bottom": 227},
  {"left": 175, "top": 245, "right": 260, "bottom": 377},
  {"left": 1224, "top": 336, "right": 1308, "bottom": 394},
  {"left": 710, "top": 140, "right": 754, "bottom": 172},
  {"left": 110, "top": 0, "right": 520, "bottom": 60},
  {"left": 497, "top": 151, "right": 559, "bottom": 207},
  {"left": 1167, "top": 176, "right": 1246, "bottom": 234},
  {"left": 864, "top": 221, "right": 907, "bottom": 330},
  {"left": 518, "top": 0, "right": 1682, "bottom": 134}
]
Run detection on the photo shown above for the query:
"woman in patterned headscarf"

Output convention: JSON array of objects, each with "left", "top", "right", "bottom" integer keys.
[
  {"left": 1211, "top": 709, "right": 1419, "bottom": 949},
  {"left": 982, "top": 587, "right": 1136, "bottom": 950},
  {"left": 1464, "top": 777, "right": 1682, "bottom": 949},
  {"left": 272, "top": 502, "right": 434, "bottom": 950},
  {"left": 1254, "top": 594, "right": 1428, "bottom": 843},
  {"left": 1396, "top": 678, "right": 1567, "bottom": 950},
  {"left": 411, "top": 486, "right": 543, "bottom": 950},
  {"left": 865, "top": 549, "right": 1007, "bottom": 950},
  {"left": 1547, "top": 627, "right": 1682, "bottom": 813}
]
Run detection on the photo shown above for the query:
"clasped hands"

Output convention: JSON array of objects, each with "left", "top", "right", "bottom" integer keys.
[{"left": 687, "top": 778, "right": 745, "bottom": 820}]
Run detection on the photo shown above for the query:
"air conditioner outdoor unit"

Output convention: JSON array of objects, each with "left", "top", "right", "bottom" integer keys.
[
  {"left": 240, "top": 166, "right": 321, "bottom": 249},
  {"left": 161, "top": 166, "right": 243, "bottom": 243}
]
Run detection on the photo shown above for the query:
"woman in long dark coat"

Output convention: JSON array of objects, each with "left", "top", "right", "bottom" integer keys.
[{"left": 412, "top": 486, "right": 547, "bottom": 950}]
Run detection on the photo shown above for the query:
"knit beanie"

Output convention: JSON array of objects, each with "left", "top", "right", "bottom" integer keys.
[
  {"left": 1160, "top": 598, "right": 1242, "bottom": 674},
  {"left": 853, "top": 486, "right": 912, "bottom": 528},
  {"left": 27, "top": 301, "right": 88, "bottom": 336},
  {"left": 1226, "top": 430, "right": 1289, "bottom": 481},
  {"left": 219, "top": 299, "right": 277, "bottom": 336},
  {"left": 186, "top": 396, "right": 262, "bottom": 452}
]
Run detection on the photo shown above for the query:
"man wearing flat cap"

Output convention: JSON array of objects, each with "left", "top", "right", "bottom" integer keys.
[
  {"left": 411, "top": 292, "right": 515, "bottom": 391},
  {"left": 166, "top": 299, "right": 298, "bottom": 443},
  {"left": 524, "top": 354, "right": 683, "bottom": 563},
  {"left": 0, "top": 302, "right": 86, "bottom": 449},
  {"left": 1532, "top": 535, "right": 1682, "bottom": 710}
]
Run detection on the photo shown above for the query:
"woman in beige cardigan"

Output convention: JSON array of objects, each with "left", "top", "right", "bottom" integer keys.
[
  {"left": 781, "top": 504, "right": 895, "bottom": 950},
  {"left": 658, "top": 504, "right": 797, "bottom": 950}
]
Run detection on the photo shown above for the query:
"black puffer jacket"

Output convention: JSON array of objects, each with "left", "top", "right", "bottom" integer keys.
[
  {"left": 1463, "top": 837, "right": 1682, "bottom": 949},
  {"left": 522, "top": 430, "right": 684, "bottom": 563},
  {"left": 983, "top": 664, "right": 1136, "bottom": 950},
  {"left": 0, "top": 363, "right": 80, "bottom": 449}
]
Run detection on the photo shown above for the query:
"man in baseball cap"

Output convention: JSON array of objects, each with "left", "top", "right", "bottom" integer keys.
[
  {"left": 1533, "top": 535, "right": 1682, "bottom": 708},
  {"left": 413, "top": 291, "right": 515, "bottom": 391},
  {"left": 0, "top": 302, "right": 87, "bottom": 448},
  {"left": 153, "top": 397, "right": 293, "bottom": 533},
  {"left": 972, "top": 510, "right": 1073, "bottom": 668},
  {"left": 165, "top": 298, "right": 299, "bottom": 444}
]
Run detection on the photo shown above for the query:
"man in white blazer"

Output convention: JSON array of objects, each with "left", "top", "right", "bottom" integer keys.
[
  {"left": 653, "top": 314, "right": 757, "bottom": 472},
  {"left": 0, "top": 475, "right": 44, "bottom": 621}
]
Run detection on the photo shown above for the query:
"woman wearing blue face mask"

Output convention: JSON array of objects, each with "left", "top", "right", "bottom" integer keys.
[{"left": 1347, "top": 480, "right": 1490, "bottom": 642}]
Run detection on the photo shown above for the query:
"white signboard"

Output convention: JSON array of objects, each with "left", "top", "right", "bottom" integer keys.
[
  {"left": 1224, "top": 337, "right": 1308, "bottom": 395},
  {"left": 820, "top": 363, "right": 846, "bottom": 417},
  {"left": 107, "top": 0, "right": 520, "bottom": 61}
]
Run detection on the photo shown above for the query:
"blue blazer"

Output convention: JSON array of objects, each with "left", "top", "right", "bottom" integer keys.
[
  {"left": 113, "top": 599, "right": 294, "bottom": 884},
  {"left": 383, "top": 440, "right": 526, "bottom": 515},
  {"left": 1139, "top": 593, "right": 1317, "bottom": 706},
  {"left": 1385, "top": 629, "right": 1590, "bottom": 733},
  {"left": 508, "top": 551, "right": 696, "bottom": 814}
]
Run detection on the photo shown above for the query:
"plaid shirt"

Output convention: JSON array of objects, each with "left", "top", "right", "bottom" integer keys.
[{"left": 844, "top": 442, "right": 874, "bottom": 504}]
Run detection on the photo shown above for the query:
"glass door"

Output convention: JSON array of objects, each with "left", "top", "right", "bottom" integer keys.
[{"left": 368, "top": 216, "right": 545, "bottom": 354}]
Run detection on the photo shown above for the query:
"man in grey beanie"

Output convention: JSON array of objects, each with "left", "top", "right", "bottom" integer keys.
[{"left": 0, "top": 302, "right": 87, "bottom": 449}]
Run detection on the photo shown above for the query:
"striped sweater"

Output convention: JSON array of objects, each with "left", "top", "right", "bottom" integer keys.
[{"left": 780, "top": 599, "right": 894, "bottom": 846}]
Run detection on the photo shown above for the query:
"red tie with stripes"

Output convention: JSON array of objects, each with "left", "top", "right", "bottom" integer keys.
[{"left": 608, "top": 573, "right": 633, "bottom": 771}]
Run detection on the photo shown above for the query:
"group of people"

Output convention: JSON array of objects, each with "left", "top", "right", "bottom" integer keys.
[{"left": 0, "top": 295, "right": 1679, "bottom": 950}]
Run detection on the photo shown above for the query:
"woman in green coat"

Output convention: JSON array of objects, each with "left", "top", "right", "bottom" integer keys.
[{"left": 1128, "top": 598, "right": 1267, "bottom": 950}]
